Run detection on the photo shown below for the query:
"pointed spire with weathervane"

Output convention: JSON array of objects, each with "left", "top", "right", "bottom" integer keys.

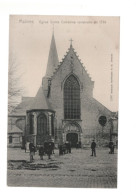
[{"left": 45, "top": 29, "right": 59, "bottom": 78}]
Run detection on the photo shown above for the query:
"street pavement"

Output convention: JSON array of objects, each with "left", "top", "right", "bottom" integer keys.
[{"left": 7, "top": 147, "right": 117, "bottom": 188}]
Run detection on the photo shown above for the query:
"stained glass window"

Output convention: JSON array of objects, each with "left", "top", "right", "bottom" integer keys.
[
  {"left": 64, "top": 75, "right": 80, "bottom": 119},
  {"left": 37, "top": 114, "right": 47, "bottom": 135}
]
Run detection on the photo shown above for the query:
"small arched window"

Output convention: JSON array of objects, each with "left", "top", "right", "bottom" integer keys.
[
  {"left": 37, "top": 114, "right": 47, "bottom": 135},
  {"left": 64, "top": 75, "right": 80, "bottom": 119}
]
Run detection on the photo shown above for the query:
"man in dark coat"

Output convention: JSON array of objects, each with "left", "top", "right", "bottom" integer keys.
[
  {"left": 29, "top": 142, "right": 35, "bottom": 162},
  {"left": 65, "top": 141, "right": 69, "bottom": 153},
  {"left": 44, "top": 141, "right": 48, "bottom": 155},
  {"left": 46, "top": 142, "right": 53, "bottom": 159},
  {"left": 50, "top": 140, "right": 55, "bottom": 154},
  {"left": 39, "top": 146, "right": 44, "bottom": 160},
  {"left": 76, "top": 141, "right": 79, "bottom": 149},
  {"left": 91, "top": 140, "right": 96, "bottom": 157},
  {"left": 109, "top": 141, "right": 114, "bottom": 154},
  {"left": 65, "top": 141, "right": 71, "bottom": 153},
  {"left": 68, "top": 141, "right": 71, "bottom": 153}
]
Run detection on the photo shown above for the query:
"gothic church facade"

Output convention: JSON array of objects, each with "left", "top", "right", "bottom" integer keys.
[{"left": 8, "top": 33, "right": 112, "bottom": 148}]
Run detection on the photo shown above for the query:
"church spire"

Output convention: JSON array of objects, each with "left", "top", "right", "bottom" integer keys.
[{"left": 45, "top": 32, "right": 59, "bottom": 78}]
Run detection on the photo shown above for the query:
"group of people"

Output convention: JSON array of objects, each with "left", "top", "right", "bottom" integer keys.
[
  {"left": 59, "top": 141, "right": 71, "bottom": 155},
  {"left": 76, "top": 141, "right": 81, "bottom": 149},
  {"left": 29, "top": 140, "right": 55, "bottom": 162},
  {"left": 90, "top": 140, "right": 116, "bottom": 157},
  {"left": 29, "top": 140, "right": 72, "bottom": 162},
  {"left": 28, "top": 139, "right": 116, "bottom": 162}
]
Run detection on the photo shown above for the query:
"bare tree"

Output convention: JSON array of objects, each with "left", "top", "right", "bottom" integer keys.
[{"left": 8, "top": 55, "right": 23, "bottom": 113}]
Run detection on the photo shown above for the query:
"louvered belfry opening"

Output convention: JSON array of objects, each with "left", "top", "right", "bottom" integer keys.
[{"left": 64, "top": 75, "right": 80, "bottom": 119}]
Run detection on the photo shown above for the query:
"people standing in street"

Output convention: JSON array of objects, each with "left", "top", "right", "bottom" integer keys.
[
  {"left": 51, "top": 140, "right": 55, "bottom": 154},
  {"left": 29, "top": 141, "right": 35, "bottom": 162},
  {"left": 109, "top": 141, "right": 114, "bottom": 154},
  {"left": 24, "top": 141, "right": 26, "bottom": 153},
  {"left": 67, "top": 141, "right": 71, "bottom": 153},
  {"left": 39, "top": 146, "right": 44, "bottom": 160},
  {"left": 44, "top": 141, "right": 48, "bottom": 155},
  {"left": 76, "top": 141, "right": 79, "bottom": 149},
  {"left": 116, "top": 139, "right": 118, "bottom": 149},
  {"left": 91, "top": 140, "right": 96, "bottom": 157},
  {"left": 65, "top": 141, "right": 69, "bottom": 153},
  {"left": 46, "top": 142, "right": 53, "bottom": 159}
]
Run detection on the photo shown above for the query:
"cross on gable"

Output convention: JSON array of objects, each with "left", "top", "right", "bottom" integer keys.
[{"left": 69, "top": 38, "right": 73, "bottom": 46}]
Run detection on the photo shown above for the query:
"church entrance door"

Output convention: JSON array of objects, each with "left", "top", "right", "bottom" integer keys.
[{"left": 66, "top": 133, "right": 78, "bottom": 148}]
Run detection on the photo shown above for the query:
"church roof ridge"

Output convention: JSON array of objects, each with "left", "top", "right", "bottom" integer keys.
[
  {"left": 62, "top": 44, "right": 92, "bottom": 79},
  {"left": 91, "top": 97, "right": 112, "bottom": 113},
  {"left": 30, "top": 86, "right": 53, "bottom": 110},
  {"left": 50, "top": 44, "right": 77, "bottom": 78},
  {"left": 50, "top": 49, "right": 69, "bottom": 79},
  {"left": 9, "top": 96, "right": 34, "bottom": 116},
  {"left": 50, "top": 44, "right": 93, "bottom": 81},
  {"left": 70, "top": 45, "right": 93, "bottom": 80}
]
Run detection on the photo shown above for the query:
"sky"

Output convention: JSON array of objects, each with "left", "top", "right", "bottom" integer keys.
[{"left": 9, "top": 15, "right": 119, "bottom": 112}]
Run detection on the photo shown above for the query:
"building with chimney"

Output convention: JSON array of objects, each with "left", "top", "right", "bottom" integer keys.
[{"left": 8, "top": 33, "right": 113, "bottom": 148}]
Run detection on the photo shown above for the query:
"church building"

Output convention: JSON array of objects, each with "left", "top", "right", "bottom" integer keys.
[{"left": 8, "top": 33, "right": 113, "bottom": 148}]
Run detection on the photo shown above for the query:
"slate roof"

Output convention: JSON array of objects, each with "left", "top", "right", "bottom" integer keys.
[
  {"left": 51, "top": 44, "right": 92, "bottom": 81},
  {"left": 9, "top": 85, "right": 54, "bottom": 116},
  {"left": 91, "top": 98, "right": 112, "bottom": 114},
  {"left": 46, "top": 33, "right": 59, "bottom": 78},
  {"left": 30, "top": 86, "right": 53, "bottom": 110},
  {"left": 9, "top": 97, "right": 34, "bottom": 116},
  {"left": 8, "top": 125, "right": 23, "bottom": 134}
]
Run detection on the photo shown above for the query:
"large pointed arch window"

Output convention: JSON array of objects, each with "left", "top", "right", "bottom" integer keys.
[
  {"left": 64, "top": 75, "right": 80, "bottom": 119},
  {"left": 37, "top": 114, "right": 47, "bottom": 135}
]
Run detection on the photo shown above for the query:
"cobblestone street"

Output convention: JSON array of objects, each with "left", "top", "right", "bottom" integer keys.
[{"left": 7, "top": 147, "right": 117, "bottom": 188}]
